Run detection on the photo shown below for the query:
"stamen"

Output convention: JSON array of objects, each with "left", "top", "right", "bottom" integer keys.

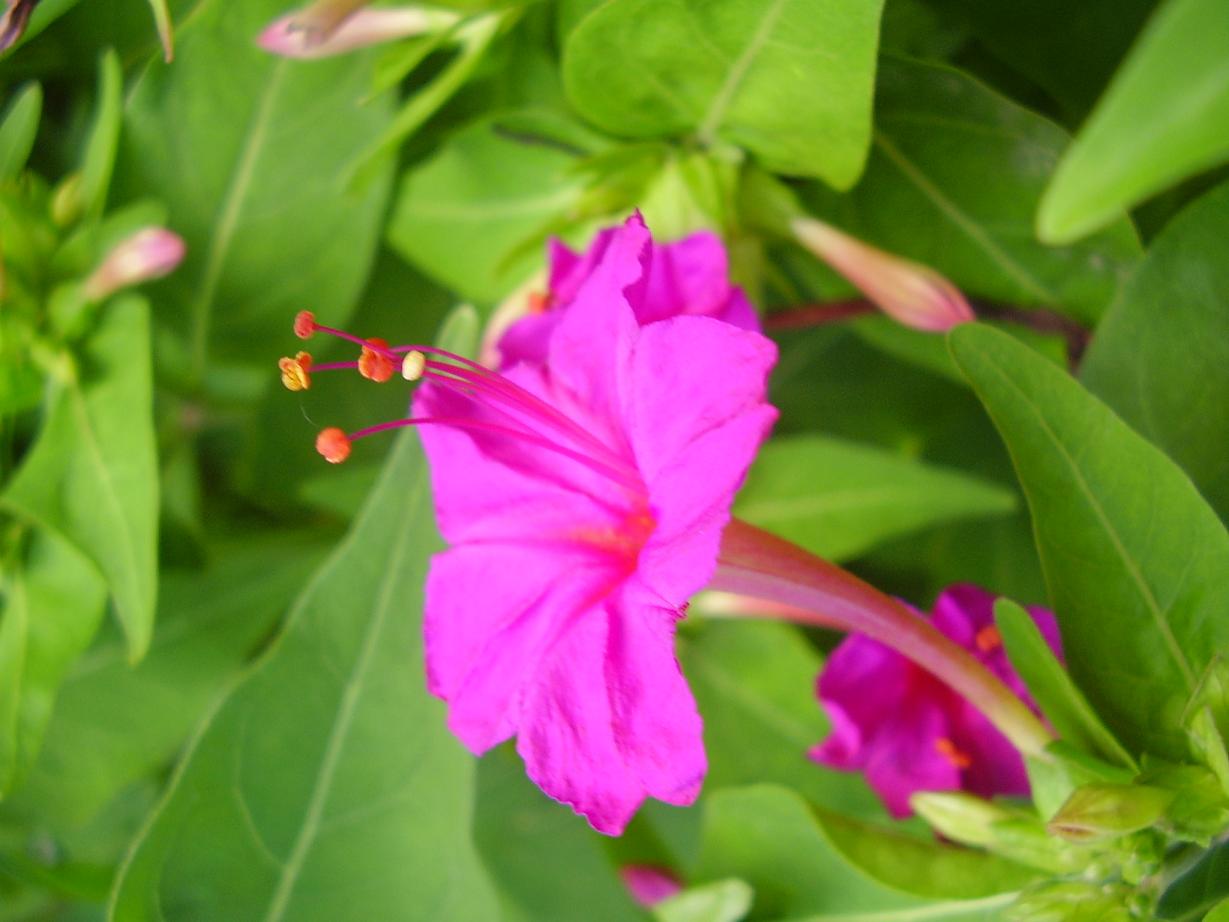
[
  {"left": 294, "top": 310, "right": 317, "bottom": 339},
  {"left": 316, "top": 427, "right": 351, "bottom": 463},
  {"left": 934, "top": 737, "right": 973, "bottom": 770},
  {"left": 402, "top": 350, "right": 426, "bottom": 381},
  {"left": 358, "top": 337, "right": 396, "bottom": 382},
  {"left": 279, "top": 352, "right": 313, "bottom": 391},
  {"left": 975, "top": 625, "right": 1002, "bottom": 654}
]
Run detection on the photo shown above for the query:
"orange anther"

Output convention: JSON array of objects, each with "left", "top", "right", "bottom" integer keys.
[
  {"left": 294, "top": 310, "right": 317, "bottom": 339},
  {"left": 316, "top": 427, "right": 351, "bottom": 464},
  {"left": 279, "top": 351, "right": 313, "bottom": 391},
  {"left": 975, "top": 625, "right": 1002, "bottom": 654},
  {"left": 934, "top": 737, "right": 972, "bottom": 770},
  {"left": 358, "top": 337, "right": 395, "bottom": 383},
  {"left": 527, "top": 290, "right": 551, "bottom": 314}
]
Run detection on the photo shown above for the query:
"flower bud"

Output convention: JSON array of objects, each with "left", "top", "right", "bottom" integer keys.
[
  {"left": 1046, "top": 783, "right": 1173, "bottom": 843},
  {"left": 83, "top": 227, "right": 186, "bottom": 301},
  {"left": 912, "top": 791, "right": 1073, "bottom": 872},
  {"left": 258, "top": 3, "right": 457, "bottom": 59},
  {"left": 0, "top": 0, "right": 39, "bottom": 54},
  {"left": 790, "top": 216, "right": 974, "bottom": 332}
]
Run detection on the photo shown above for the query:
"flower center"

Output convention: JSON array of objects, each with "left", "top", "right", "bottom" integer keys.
[{"left": 281, "top": 311, "right": 648, "bottom": 501}]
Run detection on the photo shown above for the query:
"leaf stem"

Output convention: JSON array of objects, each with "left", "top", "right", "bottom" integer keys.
[{"left": 711, "top": 518, "right": 1055, "bottom": 757}]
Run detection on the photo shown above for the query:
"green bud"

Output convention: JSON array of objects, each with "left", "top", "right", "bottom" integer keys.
[
  {"left": 50, "top": 172, "right": 84, "bottom": 227},
  {"left": 1047, "top": 783, "right": 1173, "bottom": 843},
  {"left": 1006, "top": 882, "right": 1135, "bottom": 922},
  {"left": 911, "top": 792, "right": 1075, "bottom": 872}
]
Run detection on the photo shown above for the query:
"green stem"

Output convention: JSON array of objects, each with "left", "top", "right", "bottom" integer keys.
[{"left": 711, "top": 518, "right": 1055, "bottom": 757}]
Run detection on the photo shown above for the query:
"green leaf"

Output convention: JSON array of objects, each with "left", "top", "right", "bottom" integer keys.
[
  {"left": 562, "top": 0, "right": 884, "bottom": 188},
  {"left": 116, "top": 0, "right": 394, "bottom": 377},
  {"left": 4, "top": 297, "right": 158, "bottom": 662},
  {"left": 1081, "top": 179, "right": 1229, "bottom": 522},
  {"left": 387, "top": 112, "right": 589, "bottom": 303},
  {"left": 812, "top": 806, "right": 1040, "bottom": 901},
  {"left": 733, "top": 434, "right": 1017, "bottom": 562},
  {"left": 654, "top": 879, "right": 752, "bottom": 922},
  {"left": 1, "top": 538, "right": 323, "bottom": 831},
  {"left": 993, "top": 598, "right": 1135, "bottom": 769},
  {"left": 1156, "top": 839, "right": 1229, "bottom": 920},
  {"left": 1037, "top": 0, "right": 1229, "bottom": 243},
  {"left": 473, "top": 753, "right": 641, "bottom": 922},
  {"left": 78, "top": 49, "right": 122, "bottom": 223},
  {"left": 949, "top": 323, "right": 1229, "bottom": 760},
  {"left": 693, "top": 785, "right": 1015, "bottom": 920},
  {"left": 677, "top": 619, "right": 880, "bottom": 817},
  {"left": 800, "top": 57, "right": 1141, "bottom": 324},
  {"left": 0, "top": 530, "right": 106, "bottom": 796},
  {"left": 1207, "top": 900, "right": 1229, "bottom": 922},
  {"left": 0, "top": 82, "right": 41, "bottom": 181},
  {"left": 109, "top": 308, "right": 501, "bottom": 922}
]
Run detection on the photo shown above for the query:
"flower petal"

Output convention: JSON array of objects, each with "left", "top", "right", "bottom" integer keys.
[
  {"left": 425, "top": 543, "right": 621, "bottom": 754},
  {"left": 638, "top": 231, "right": 758, "bottom": 331},
  {"left": 517, "top": 588, "right": 705, "bottom": 835}
]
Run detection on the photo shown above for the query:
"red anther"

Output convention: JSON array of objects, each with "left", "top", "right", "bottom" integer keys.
[
  {"left": 934, "top": 737, "right": 973, "bottom": 769},
  {"left": 279, "top": 351, "right": 313, "bottom": 391},
  {"left": 358, "top": 337, "right": 395, "bottom": 383},
  {"left": 294, "top": 310, "right": 317, "bottom": 339},
  {"left": 316, "top": 427, "right": 351, "bottom": 464},
  {"left": 975, "top": 625, "right": 1002, "bottom": 654},
  {"left": 527, "top": 290, "right": 552, "bottom": 314}
]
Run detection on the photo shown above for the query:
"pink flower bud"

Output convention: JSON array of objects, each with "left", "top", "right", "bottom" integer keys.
[
  {"left": 619, "top": 865, "right": 682, "bottom": 907},
  {"left": 257, "top": 4, "right": 456, "bottom": 59},
  {"left": 0, "top": 0, "right": 38, "bottom": 53},
  {"left": 791, "top": 217, "right": 974, "bottom": 333},
  {"left": 84, "top": 227, "right": 186, "bottom": 301}
]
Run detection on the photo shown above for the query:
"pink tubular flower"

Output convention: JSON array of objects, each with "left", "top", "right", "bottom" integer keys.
[
  {"left": 492, "top": 217, "right": 760, "bottom": 368},
  {"left": 620, "top": 865, "right": 683, "bottom": 907},
  {"left": 284, "top": 215, "right": 778, "bottom": 834},
  {"left": 257, "top": 5, "right": 456, "bottom": 59},
  {"left": 83, "top": 227, "right": 186, "bottom": 301},
  {"left": 811, "top": 584, "right": 1060, "bottom": 818}
]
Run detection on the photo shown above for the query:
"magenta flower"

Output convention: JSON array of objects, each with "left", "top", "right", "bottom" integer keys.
[
  {"left": 287, "top": 215, "right": 778, "bottom": 833},
  {"left": 620, "top": 865, "right": 683, "bottom": 907},
  {"left": 492, "top": 217, "right": 759, "bottom": 369},
  {"left": 811, "top": 584, "right": 1060, "bottom": 818}
]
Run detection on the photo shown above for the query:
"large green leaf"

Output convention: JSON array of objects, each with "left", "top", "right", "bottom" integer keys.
[
  {"left": 109, "top": 310, "right": 500, "bottom": 921},
  {"left": 473, "top": 753, "right": 641, "bottom": 922},
  {"left": 1081, "top": 179, "right": 1229, "bottom": 522},
  {"left": 800, "top": 57, "right": 1141, "bottom": 324},
  {"left": 387, "top": 113, "right": 590, "bottom": 303},
  {"left": 0, "top": 530, "right": 106, "bottom": 797},
  {"left": 949, "top": 323, "right": 1229, "bottom": 760},
  {"left": 2, "top": 538, "right": 323, "bottom": 832},
  {"left": 1037, "top": 0, "right": 1229, "bottom": 243},
  {"left": 4, "top": 297, "right": 158, "bottom": 661},
  {"left": 693, "top": 785, "right": 1016, "bottom": 920},
  {"left": 679, "top": 619, "right": 879, "bottom": 817},
  {"left": 562, "top": 0, "right": 884, "bottom": 189},
  {"left": 734, "top": 434, "right": 1016, "bottom": 562},
  {"left": 116, "top": 0, "right": 393, "bottom": 377}
]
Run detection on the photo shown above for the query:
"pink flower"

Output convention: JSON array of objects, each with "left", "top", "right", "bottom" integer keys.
[
  {"left": 811, "top": 584, "right": 1060, "bottom": 818},
  {"left": 286, "top": 215, "right": 778, "bottom": 833},
  {"left": 83, "top": 227, "right": 186, "bottom": 301},
  {"left": 492, "top": 217, "right": 760, "bottom": 368},
  {"left": 257, "top": 5, "right": 456, "bottom": 59}
]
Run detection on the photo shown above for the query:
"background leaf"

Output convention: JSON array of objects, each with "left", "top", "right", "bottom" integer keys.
[
  {"left": 949, "top": 323, "right": 1229, "bottom": 760},
  {"left": 1081, "top": 179, "right": 1229, "bottom": 522},
  {"left": 109, "top": 309, "right": 501, "bottom": 922},
  {"left": 733, "top": 434, "right": 1016, "bottom": 562},
  {"left": 799, "top": 57, "right": 1141, "bottom": 324},
  {"left": 563, "top": 0, "right": 885, "bottom": 188},
  {"left": 115, "top": 0, "right": 394, "bottom": 377},
  {"left": 1036, "top": 0, "right": 1229, "bottom": 243},
  {"left": 0, "top": 530, "right": 106, "bottom": 796},
  {"left": 4, "top": 296, "right": 158, "bottom": 661}
]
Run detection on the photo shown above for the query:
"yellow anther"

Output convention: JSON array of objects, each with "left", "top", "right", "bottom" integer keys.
[
  {"left": 279, "top": 351, "right": 312, "bottom": 391},
  {"left": 401, "top": 350, "right": 426, "bottom": 381}
]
